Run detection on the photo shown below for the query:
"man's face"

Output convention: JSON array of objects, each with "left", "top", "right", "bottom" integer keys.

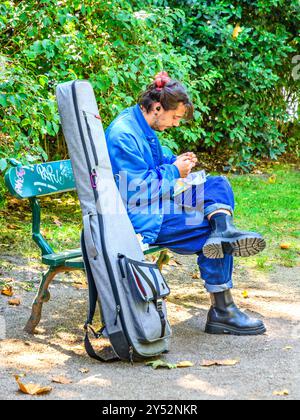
[{"left": 152, "top": 103, "right": 187, "bottom": 132}]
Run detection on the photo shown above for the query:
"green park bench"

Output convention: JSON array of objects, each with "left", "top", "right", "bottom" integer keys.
[{"left": 4, "top": 157, "right": 169, "bottom": 334}]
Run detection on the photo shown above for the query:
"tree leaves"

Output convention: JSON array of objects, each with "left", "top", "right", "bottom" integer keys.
[{"left": 0, "top": 0, "right": 299, "bottom": 177}]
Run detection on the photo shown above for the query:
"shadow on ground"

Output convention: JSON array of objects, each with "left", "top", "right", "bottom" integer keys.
[{"left": 0, "top": 253, "right": 300, "bottom": 400}]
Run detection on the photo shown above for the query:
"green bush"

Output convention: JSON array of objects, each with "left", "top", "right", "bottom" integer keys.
[
  {"left": 0, "top": 0, "right": 299, "bottom": 188},
  {"left": 166, "top": 0, "right": 300, "bottom": 170},
  {"left": 0, "top": 0, "right": 195, "bottom": 167}
]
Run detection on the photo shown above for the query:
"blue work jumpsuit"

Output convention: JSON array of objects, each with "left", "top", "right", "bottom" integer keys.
[{"left": 106, "top": 104, "right": 235, "bottom": 293}]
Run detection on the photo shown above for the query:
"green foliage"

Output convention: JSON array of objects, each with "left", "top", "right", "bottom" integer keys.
[
  {"left": 166, "top": 0, "right": 300, "bottom": 170},
  {"left": 0, "top": 0, "right": 195, "bottom": 167},
  {"left": 0, "top": 0, "right": 299, "bottom": 187}
]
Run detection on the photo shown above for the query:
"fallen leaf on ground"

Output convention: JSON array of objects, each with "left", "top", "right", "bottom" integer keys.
[
  {"left": 201, "top": 359, "right": 239, "bottom": 367},
  {"left": 15, "top": 375, "right": 52, "bottom": 396},
  {"left": 72, "top": 283, "right": 88, "bottom": 290},
  {"left": 7, "top": 224, "right": 19, "bottom": 230},
  {"left": 51, "top": 376, "right": 73, "bottom": 385},
  {"left": 176, "top": 361, "right": 194, "bottom": 368},
  {"left": 242, "top": 290, "right": 249, "bottom": 299},
  {"left": 280, "top": 243, "right": 291, "bottom": 250},
  {"left": 146, "top": 360, "right": 177, "bottom": 370},
  {"left": 192, "top": 273, "right": 200, "bottom": 279},
  {"left": 273, "top": 390, "right": 289, "bottom": 396},
  {"left": 53, "top": 218, "right": 62, "bottom": 227},
  {"left": 268, "top": 174, "right": 277, "bottom": 184},
  {"left": 283, "top": 346, "right": 293, "bottom": 351},
  {"left": 168, "top": 259, "right": 182, "bottom": 267},
  {"left": 79, "top": 368, "right": 89, "bottom": 374},
  {"left": 1, "top": 286, "right": 14, "bottom": 297},
  {"left": 168, "top": 260, "right": 179, "bottom": 267},
  {"left": 8, "top": 298, "right": 21, "bottom": 306}
]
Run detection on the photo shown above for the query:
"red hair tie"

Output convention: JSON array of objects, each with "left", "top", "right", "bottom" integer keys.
[{"left": 154, "top": 71, "right": 171, "bottom": 91}]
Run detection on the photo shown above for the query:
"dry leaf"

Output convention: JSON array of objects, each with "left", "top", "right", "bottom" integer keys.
[
  {"left": 242, "top": 290, "right": 249, "bottom": 299},
  {"left": 168, "top": 259, "right": 182, "bottom": 267},
  {"left": 176, "top": 361, "right": 194, "bottom": 368},
  {"left": 201, "top": 359, "right": 239, "bottom": 367},
  {"left": 15, "top": 375, "right": 52, "bottom": 396},
  {"left": 8, "top": 298, "right": 21, "bottom": 306},
  {"left": 268, "top": 174, "right": 277, "bottom": 184},
  {"left": 72, "top": 283, "right": 88, "bottom": 290},
  {"left": 192, "top": 273, "right": 200, "bottom": 280},
  {"left": 79, "top": 368, "right": 89, "bottom": 374},
  {"left": 273, "top": 390, "right": 289, "bottom": 396},
  {"left": 232, "top": 23, "right": 242, "bottom": 39},
  {"left": 283, "top": 346, "right": 293, "bottom": 351},
  {"left": 1, "top": 286, "right": 14, "bottom": 297},
  {"left": 145, "top": 360, "right": 177, "bottom": 370},
  {"left": 51, "top": 376, "right": 72, "bottom": 385},
  {"left": 280, "top": 243, "right": 291, "bottom": 250},
  {"left": 7, "top": 224, "right": 19, "bottom": 230},
  {"left": 168, "top": 260, "right": 179, "bottom": 267},
  {"left": 53, "top": 218, "right": 62, "bottom": 227}
]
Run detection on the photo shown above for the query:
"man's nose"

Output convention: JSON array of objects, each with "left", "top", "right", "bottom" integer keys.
[{"left": 173, "top": 121, "right": 180, "bottom": 127}]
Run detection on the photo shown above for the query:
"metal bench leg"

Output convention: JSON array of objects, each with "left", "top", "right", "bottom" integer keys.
[{"left": 24, "top": 266, "right": 75, "bottom": 334}]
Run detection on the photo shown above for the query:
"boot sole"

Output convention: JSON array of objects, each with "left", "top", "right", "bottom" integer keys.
[
  {"left": 205, "top": 322, "right": 267, "bottom": 336},
  {"left": 203, "top": 235, "right": 266, "bottom": 259}
]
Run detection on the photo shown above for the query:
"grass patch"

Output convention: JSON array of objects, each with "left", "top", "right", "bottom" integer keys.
[
  {"left": 0, "top": 193, "right": 82, "bottom": 258},
  {"left": 229, "top": 163, "right": 300, "bottom": 269},
  {"left": 0, "top": 163, "right": 299, "bottom": 271}
]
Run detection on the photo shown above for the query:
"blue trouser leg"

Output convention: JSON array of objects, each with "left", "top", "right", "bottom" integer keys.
[
  {"left": 197, "top": 252, "right": 233, "bottom": 293},
  {"left": 154, "top": 176, "right": 235, "bottom": 293}
]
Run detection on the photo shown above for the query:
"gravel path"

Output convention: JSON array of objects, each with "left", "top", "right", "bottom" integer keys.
[{"left": 0, "top": 254, "right": 299, "bottom": 400}]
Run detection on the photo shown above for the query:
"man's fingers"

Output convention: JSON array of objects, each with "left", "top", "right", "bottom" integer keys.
[
  {"left": 179, "top": 153, "right": 198, "bottom": 163},
  {"left": 178, "top": 155, "right": 194, "bottom": 162}
]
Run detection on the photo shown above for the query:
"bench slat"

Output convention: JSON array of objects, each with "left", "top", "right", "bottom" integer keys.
[
  {"left": 65, "top": 258, "right": 85, "bottom": 269},
  {"left": 42, "top": 249, "right": 82, "bottom": 267},
  {"left": 42, "top": 245, "right": 164, "bottom": 268}
]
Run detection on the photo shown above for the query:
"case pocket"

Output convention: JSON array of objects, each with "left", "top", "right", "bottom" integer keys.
[
  {"left": 121, "top": 256, "right": 170, "bottom": 303},
  {"left": 118, "top": 254, "right": 171, "bottom": 343}
]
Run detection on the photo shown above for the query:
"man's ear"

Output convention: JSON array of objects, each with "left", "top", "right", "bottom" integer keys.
[{"left": 153, "top": 102, "right": 162, "bottom": 112}]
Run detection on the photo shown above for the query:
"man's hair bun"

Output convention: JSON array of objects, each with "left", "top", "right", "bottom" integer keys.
[{"left": 154, "top": 71, "right": 171, "bottom": 90}]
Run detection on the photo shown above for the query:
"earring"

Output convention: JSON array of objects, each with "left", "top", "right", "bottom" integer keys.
[{"left": 156, "top": 106, "right": 161, "bottom": 112}]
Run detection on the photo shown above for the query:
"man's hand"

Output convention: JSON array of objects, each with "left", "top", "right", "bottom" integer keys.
[
  {"left": 173, "top": 155, "right": 196, "bottom": 178},
  {"left": 177, "top": 152, "right": 198, "bottom": 165}
]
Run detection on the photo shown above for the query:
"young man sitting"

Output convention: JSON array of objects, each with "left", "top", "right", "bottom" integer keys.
[{"left": 106, "top": 72, "right": 266, "bottom": 336}]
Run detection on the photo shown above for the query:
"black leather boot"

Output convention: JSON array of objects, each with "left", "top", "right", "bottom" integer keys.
[
  {"left": 205, "top": 290, "right": 266, "bottom": 336},
  {"left": 203, "top": 214, "right": 266, "bottom": 259}
]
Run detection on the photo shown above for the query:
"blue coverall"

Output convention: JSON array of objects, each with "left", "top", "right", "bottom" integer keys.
[{"left": 106, "top": 104, "right": 235, "bottom": 293}]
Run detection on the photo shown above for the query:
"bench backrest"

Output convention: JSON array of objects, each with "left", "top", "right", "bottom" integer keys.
[
  {"left": 4, "top": 146, "right": 173, "bottom": 256},
  {"left": 5, "top": 159, "right": 77, "bottom": 256},
  {"left": 5, "top": 145, "right": 173, "bottom": 199},
  {"left": 5, "top": 160, "right": 75, "bottom": 199}
]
